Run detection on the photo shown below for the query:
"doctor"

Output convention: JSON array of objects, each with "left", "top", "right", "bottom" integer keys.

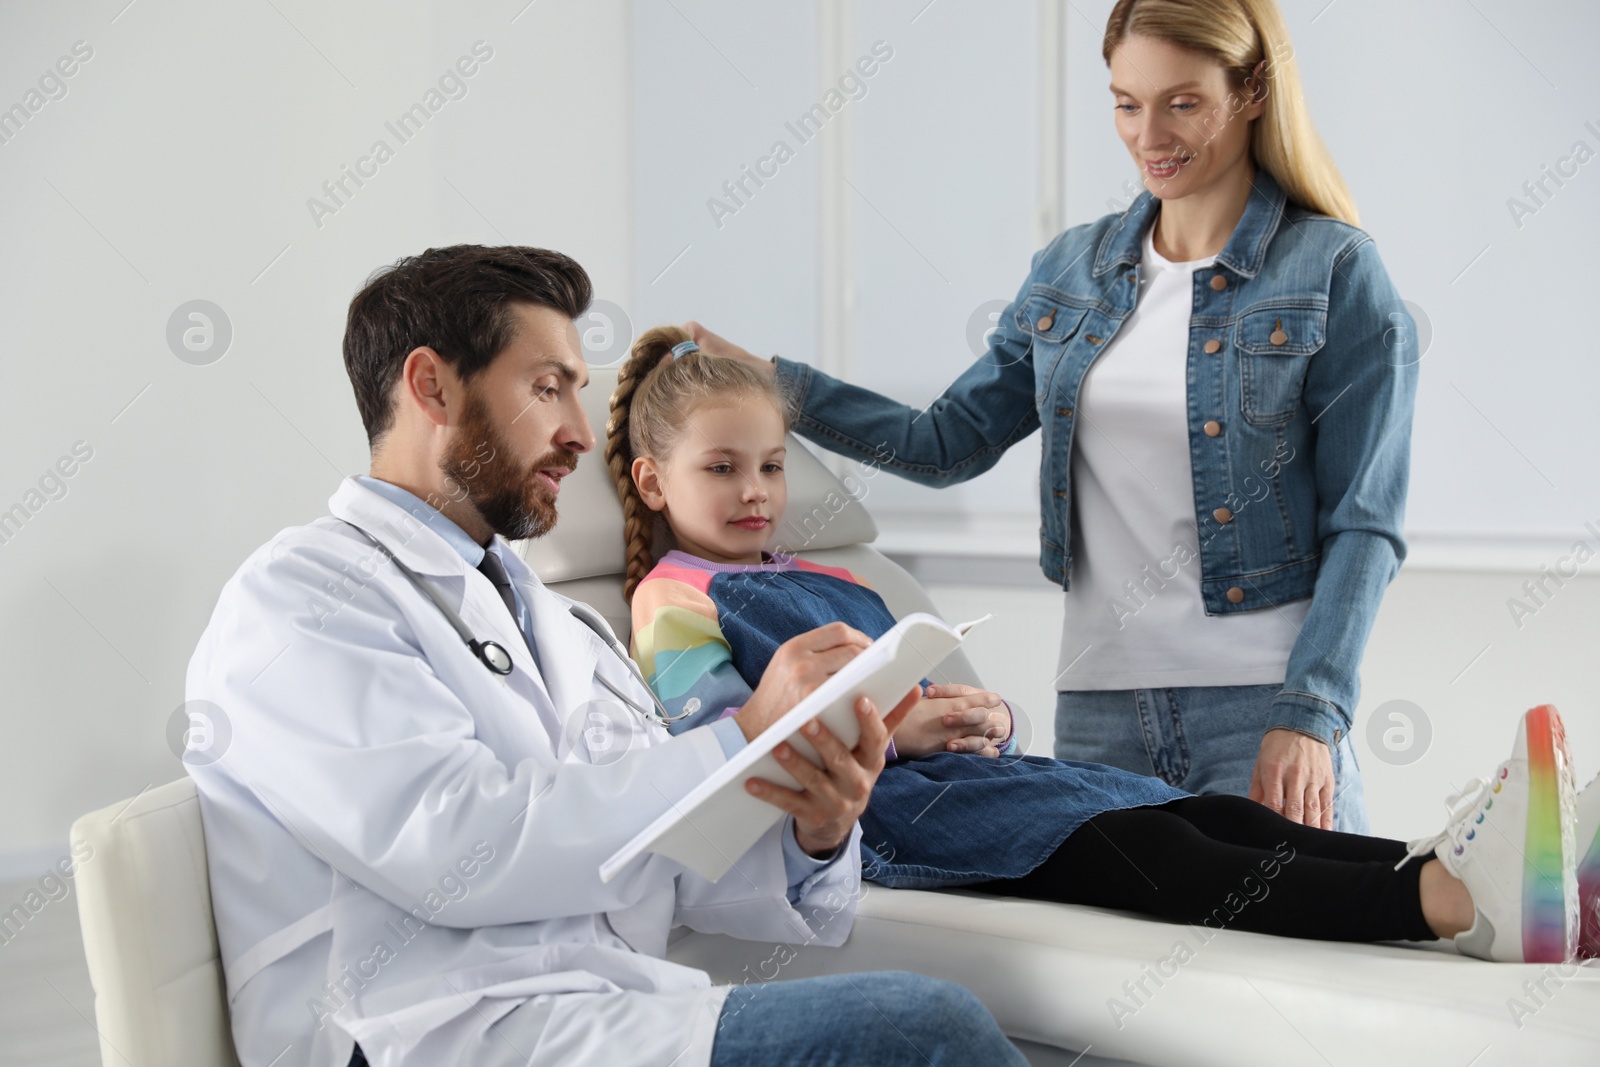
[{"left": 184, "top": 245, "right": 1023, "bottom": 1066}]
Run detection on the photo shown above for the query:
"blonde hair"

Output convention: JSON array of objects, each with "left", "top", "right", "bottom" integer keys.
[
  {"left": 605, "top": 326, "right": 791, "bottom": 602},
  {"left": 1103, "top": 0, "right": 1359, "bottom": 226}
]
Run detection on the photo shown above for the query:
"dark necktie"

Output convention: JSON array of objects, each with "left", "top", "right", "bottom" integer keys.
[{"left": 476, "top": 549, "right": 539, "bottom": 669}]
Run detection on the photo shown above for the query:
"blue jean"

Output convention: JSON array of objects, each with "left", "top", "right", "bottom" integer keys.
[
  {"left": 1054, "top": 683, "right": 1370, "bottom": 834},
  {"left": 711, "top": 970, "right": 1026, "bottom": 1066}
]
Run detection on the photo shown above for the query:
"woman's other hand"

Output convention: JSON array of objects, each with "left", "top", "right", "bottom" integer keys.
[
  {"left": 891, "top": 683, "right": 1012, "bottom": 759},
  {"left": 1248, "top": 728, "right": 1335, "bottom": 829}
]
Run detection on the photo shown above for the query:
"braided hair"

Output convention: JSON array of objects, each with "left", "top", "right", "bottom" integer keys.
[{"left": 605, "top": 326, "right": 789, "bottom": 602}]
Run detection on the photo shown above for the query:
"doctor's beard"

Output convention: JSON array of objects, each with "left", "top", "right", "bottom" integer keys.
[{"left": 441, "top": 386, "right": 575, "bottom": 541}]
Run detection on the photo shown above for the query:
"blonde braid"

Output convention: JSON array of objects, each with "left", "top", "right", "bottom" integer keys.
[{"left": 606, "top": 326, "right": 687, "bottom": 602}]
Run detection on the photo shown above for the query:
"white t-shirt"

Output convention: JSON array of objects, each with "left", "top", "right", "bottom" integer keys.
[{"left": 1056, "top": 221, "right": 1309, "bottom": 691}]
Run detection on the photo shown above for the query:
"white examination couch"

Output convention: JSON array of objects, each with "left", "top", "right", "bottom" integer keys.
[{"left": 71, "top": 366, "right": 1599, "bottom": 1066}]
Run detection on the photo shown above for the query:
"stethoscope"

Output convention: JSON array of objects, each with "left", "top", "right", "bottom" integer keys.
[{"left": 353, "top": 529, "right": 690, "bottom": 727}]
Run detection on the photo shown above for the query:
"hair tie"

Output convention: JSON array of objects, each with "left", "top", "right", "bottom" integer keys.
[{"left": 670, "top": 340, "right": 700, "bottom": 359}]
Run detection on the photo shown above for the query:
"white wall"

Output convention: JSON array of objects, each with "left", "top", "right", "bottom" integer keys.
[
  {"left": 632, "top": 0, "right": 1051, "bottom": 518},
  {"left": 630, "top": 0, "right": 822, "bottom": 362},
  {"left": 0, "top": 0, "right": 635, "bottom": 874}
]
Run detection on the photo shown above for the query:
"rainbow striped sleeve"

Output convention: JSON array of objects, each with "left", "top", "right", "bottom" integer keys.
[{"left": 629, "top": 561, "right": 755, "bottom": 734}]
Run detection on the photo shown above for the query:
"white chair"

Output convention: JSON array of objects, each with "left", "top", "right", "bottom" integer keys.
[
  {"left": 72, "top": 778, "right": 240, "bottom": 1067},
  {"left": 71, "top": 365, "right": 1600, "bottom": 1066}
]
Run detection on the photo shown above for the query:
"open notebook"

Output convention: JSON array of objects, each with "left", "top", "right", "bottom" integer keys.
[{"left": 600, "top": 612, "right": 992, "bottom": 884}]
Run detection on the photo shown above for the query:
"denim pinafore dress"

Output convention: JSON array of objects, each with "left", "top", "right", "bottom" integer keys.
[{"left": 707, "top": 562, "right": 1189, "bottom": 890}]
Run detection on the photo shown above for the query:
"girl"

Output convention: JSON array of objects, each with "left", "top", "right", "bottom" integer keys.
[
  {"left": 687, "top": 0, "right": 1414, "bottom": 836},
  {"left": 604, "top": 325, "right": 1583, "bottom": 965}
]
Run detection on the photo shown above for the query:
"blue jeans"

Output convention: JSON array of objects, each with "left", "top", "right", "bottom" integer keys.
[
  {"left": 712, "top": 970, "right": 1026, "bottom": 1066},
  {"left": 372, "top": 970, "right": 1023, "bottom": 1066},
  {"left": 1054, "top": 684, "right": 1370, "bottom": 834}
]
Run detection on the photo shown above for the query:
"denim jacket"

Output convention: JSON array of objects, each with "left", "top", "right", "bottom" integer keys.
[{"left": 772, "top": 169, "right": 1419, "bottom": 749}]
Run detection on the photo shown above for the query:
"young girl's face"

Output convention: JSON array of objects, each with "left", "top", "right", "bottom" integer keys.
[{"left": 634, "top": 393, "right": 788, "bottom": 565}]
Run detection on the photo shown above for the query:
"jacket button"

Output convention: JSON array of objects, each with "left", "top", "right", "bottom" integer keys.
[
  {"left": 1210, "top": 274, "right": 1228, "bottom": 291},
  {"left": 1037, "top": 312, "right": 1055, "bottom": 330},
  {"left": 1203, "top": 419, "right": 1221, "bottom": 437},
  {"left": 1213, "top": 507, "right": 1233, "bottom": 524},
  {"left": 1226, "top": 586, "right": 1245, "bottom": 604},
  {"left": 1056, "top": 407, "right": 1073, "bottom": 417},
  {"left": 1203, "top": 339, "right": 1221, "bottom": 354},
  {"left": 1054, "top": 489, "right": 1066, "bottom": 499},
  {"left": 1270, "top": 328, "right": 1288, "bottom": 345}
]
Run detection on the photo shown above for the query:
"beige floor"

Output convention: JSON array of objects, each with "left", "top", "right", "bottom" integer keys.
[{"left": 0, "top": 877, "right": 99, "bottom": 1066}]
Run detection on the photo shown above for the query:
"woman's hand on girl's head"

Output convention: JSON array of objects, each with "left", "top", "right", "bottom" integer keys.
[
  {"left": 890, "top": 684, "right": 1011, "bottom": 759},
  {"left": 681, "top": 320, "right": 773, "bottom": 377}
]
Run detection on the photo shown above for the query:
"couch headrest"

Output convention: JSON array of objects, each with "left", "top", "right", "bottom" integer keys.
[{"left": 516, "top": 365, "right": 877, "bottom": 583}]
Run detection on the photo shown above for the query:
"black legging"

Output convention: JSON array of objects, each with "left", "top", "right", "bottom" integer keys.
[{"left": 967, "top": 794, "right": 1437, "bottom": 943}]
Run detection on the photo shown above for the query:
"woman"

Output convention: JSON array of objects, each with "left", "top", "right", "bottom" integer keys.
[{"left": 688, "top": 0, "right": 1418, "bottom": 833}]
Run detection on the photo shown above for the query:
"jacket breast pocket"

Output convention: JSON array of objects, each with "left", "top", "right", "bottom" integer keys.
[
  {"left": 1015, "top": 291, "right": 1089, "bottom": 403},
  {"left": 1237, "top": 305, "right": 1327, "bottom": 426}
]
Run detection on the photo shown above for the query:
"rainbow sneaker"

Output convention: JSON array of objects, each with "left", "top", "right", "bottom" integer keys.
[
  {"left": 1578, "top": 770, "right": 1600, "bottom": 959},
  {"left": 1395, "top": 705, "right": 1578, "bottom": 962}
]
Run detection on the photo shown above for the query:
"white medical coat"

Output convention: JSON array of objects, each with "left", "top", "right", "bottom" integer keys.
[{"left": 185, "top": 477, "right": 862, "bottom": 1067}]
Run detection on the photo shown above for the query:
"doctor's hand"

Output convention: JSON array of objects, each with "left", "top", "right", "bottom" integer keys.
[
  {"left": 748, "top": 688, "right": 922, "bottom": 858},
  {"left": 892, "top": 684, "right": 1011, "bottom": 759},
  {"left": 1248, "top": 728, "right": 1335, "bottom": 830},
  {"left": 682, "top": 320, "right": 773, "bottom": 378}
]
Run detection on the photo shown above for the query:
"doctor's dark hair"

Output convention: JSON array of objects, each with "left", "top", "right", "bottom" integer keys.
[
  {"left": 343, "top": 244, "right": 593, "bottom": 448},
  {"left": 606, "top": 326, "right": 791, "bottom": 602},
  {"left": 1102, "top": 0, "right": 1357, "bottom": 225}
]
